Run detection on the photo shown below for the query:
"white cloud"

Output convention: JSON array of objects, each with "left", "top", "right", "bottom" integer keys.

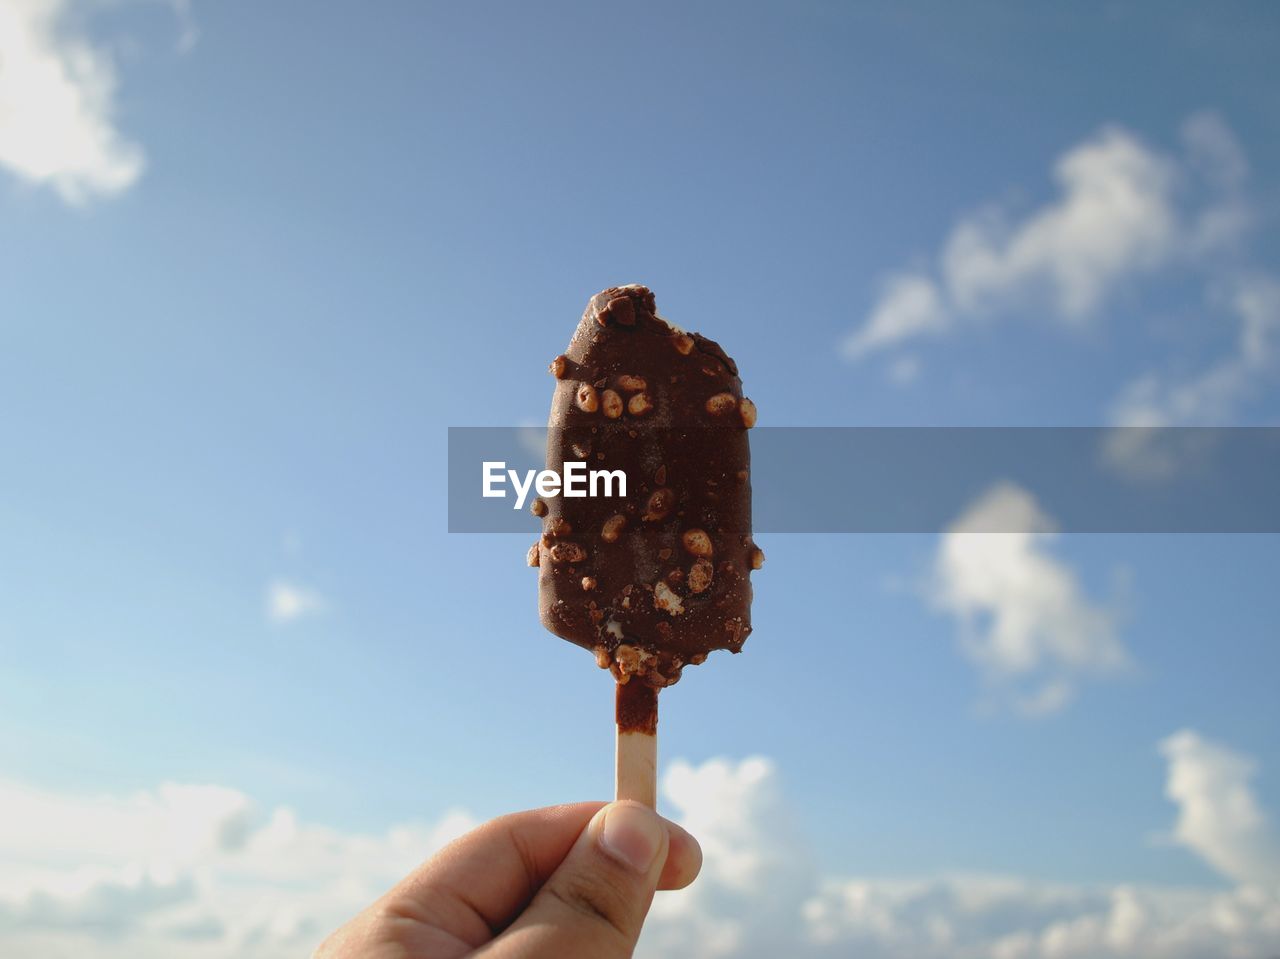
[
  {"left": 930, "top": 482, "right": 1127, "bottom": 715},
  {"left": 266, "top": 580, "right": 326, "bottom": 624},
  {"left": 1160, "top": 729, "right": 1280, "bottom": 886},
  {"left": 941, "top": 127, "right": 1178, "bottom": 320},
  {"left": 0, "top": 776, "right": 476, "bottom": 958},
  {"left": 4, "top": 743, "right": 1280, "bottom": 959},
  {"left": 1180, "top": 112, "right": 1250, "bottom": 250},
  {"left": 642, "top": 757, "right": 815, "bottom": 958},
  {"left": 886, "top": 354, "right": 921, "bottom": 386},
  {"left": 514, "top": 422, "right": 549, "bottom": 462},
  {"left": 845, "top": 115, "right": 1251, "bottom": 359},
  {"left": 0, "top": 780, "right": 252, "bottom": 876},
  {"left": 165, "top": 0, "right": 200, "bottom": 55},
  {"left": 0, "top": 0, "right": 148, "bottom": 204},
  {"left": 645, "top": 746, "right": 1280, "bottom": 959},
  {"left": 0, "top": 865, "right": 196, "bottom": 936},
  {"left": 1110, "top": 273, "right": 1280, "bottom": 429},
  {"left": 800, "top": 877, "right": 1280, "bottom": 959},
  {"left": 640, "top": 746, "right": 1280, "bottom": 958},
  {"left": 843, "top": 274, "right": 949, "bottom": 359},
  {"left": 1102, "top": 273, "right": 1280, "bottom": 479}
]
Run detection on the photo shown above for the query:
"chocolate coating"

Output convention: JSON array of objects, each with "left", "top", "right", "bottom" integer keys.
[
  {"left": 533, "top": 285, "right": 759, "bottom": 689},
  {"left": 616, "top": 679, "right": 659, "bottom": 734}
]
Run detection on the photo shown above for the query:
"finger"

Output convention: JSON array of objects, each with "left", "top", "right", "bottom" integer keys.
[
  {"left": 389, "top": 801, "right": 605, "bottom": 946},
  {"left": 658, "top": 819, "right": 702, "bottom": 891},
  {"left": 379, "top": 802, "right": 699, "bottom": 949},
  {"left": 479, "top": 801, "right": 669, "bottom": 959}
]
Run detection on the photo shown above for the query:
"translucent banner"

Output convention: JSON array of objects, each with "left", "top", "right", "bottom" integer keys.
[{"left": 447, "top": 427, "right": 1280, "bottom": 533}]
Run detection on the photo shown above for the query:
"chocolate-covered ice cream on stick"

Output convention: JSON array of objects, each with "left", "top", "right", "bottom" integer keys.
[{"left": 528, "top": 285, "right": 763, "bottom": 807}]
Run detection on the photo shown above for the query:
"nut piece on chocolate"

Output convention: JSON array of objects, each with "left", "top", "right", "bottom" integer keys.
[{"left": 533, "top": 285, "right": 757, "bottom": 690}]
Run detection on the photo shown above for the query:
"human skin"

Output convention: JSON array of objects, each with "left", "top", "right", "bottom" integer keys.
[{"left": 314, "top": 800, "right": 702, "bottom": 959}]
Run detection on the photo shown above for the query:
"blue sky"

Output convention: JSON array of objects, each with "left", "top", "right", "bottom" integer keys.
[{"left": 2, "top": 2, "right": 1280, "bottom": 956}]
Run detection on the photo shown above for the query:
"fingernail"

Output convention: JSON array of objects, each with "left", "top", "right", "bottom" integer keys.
[{"left": 597, "top": 801, "right": 664, "bottom": 873}]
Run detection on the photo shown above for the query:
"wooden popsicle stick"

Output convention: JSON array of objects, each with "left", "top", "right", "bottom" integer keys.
[
  {"left": 615, "top": 680, "right": 659, "bottom": 808},
  {"left": 615, "top": 729, "right": 657, "bottom": 807}
]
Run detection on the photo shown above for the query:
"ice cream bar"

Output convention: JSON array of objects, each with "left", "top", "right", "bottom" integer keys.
[{"left": 530, "top": 285, "right": 762, "bottom": 703}]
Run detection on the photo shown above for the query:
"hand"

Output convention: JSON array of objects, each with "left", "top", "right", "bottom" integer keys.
[{"left": 315, "top": 800, "right": 702, "bottom": 959}]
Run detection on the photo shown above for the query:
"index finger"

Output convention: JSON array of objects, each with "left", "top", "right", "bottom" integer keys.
[
  {"left": 391, "top": 802, "right": 603, "bottom": 947},
  {"left": 381, "top": 802, "right": 701, "bottom": 949}
]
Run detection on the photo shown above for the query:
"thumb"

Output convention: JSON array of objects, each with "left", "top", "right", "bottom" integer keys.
[{"left": 482, "top": 801, "right": 669, "bottom": 958}]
